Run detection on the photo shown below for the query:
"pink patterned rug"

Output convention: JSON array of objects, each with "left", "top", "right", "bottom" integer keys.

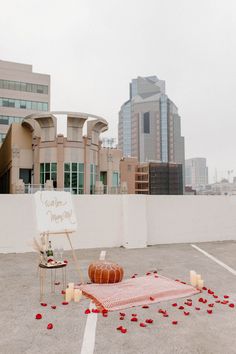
[{"left": 78, "top": 275, "right": 199, "bottom": 311}]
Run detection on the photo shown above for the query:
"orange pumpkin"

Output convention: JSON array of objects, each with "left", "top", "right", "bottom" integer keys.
[{"left": 88, "top": 261, "right": 124, "bottom": 284}]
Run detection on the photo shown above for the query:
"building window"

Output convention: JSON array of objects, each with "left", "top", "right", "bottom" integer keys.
[
  {"left": 90, "top": 164, "right": 97, "bottom": 194},
  {"left": 112, "top": 172, "right": 119, "bottom": 186},
  {"left": 64, "top": 162, "right": 84, "bottom": 194},
  {"left": 0, "top": 97, "right": 48, "bottom": 111},
  {"left": 143, "top": 112, "right": 150, "bottom": 134},
  {"left": 0, "top": 79, "right": 48, "bottom": 95},
  {"left": 0, "top": 133, "right": 6, "bottom": 143},
  {"left": 40, "top": 162, "right": 57, "bottom": 187}
]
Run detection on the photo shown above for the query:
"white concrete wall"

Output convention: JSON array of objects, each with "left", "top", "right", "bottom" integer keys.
[
  {"left": 1, "top": 195, "right": 236, "bottom": 253},
  {"left": 146, "top": 196, "right": 236, "bottom": 244}
]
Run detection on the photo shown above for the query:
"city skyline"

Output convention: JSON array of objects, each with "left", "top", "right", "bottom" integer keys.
[{"left": 0, "top": 0, "right": 236, "bottom": 183}]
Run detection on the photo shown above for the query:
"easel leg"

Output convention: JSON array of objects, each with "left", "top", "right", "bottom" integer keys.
[{"left": 66, "top": 233, "right": 84, "bottom": 284}]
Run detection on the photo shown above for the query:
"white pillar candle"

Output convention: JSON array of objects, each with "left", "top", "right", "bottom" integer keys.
[
  {"left": 196, "top": 274, "right": 201, "bottom": 282},
  {"left": 68, "top": 282, "right": 74, "bottom": 289},
  {"left": 65, "top": 288, "right": 73, "bottom": 302},
  {"left": 197, "top": 279, "right": 204, "bottom": 290},
  {"left": 74, "top": 289, "right": 82, "bottom": 302},
  {"left": 190, "top": 270, "right": 197, "bottom": 287}
]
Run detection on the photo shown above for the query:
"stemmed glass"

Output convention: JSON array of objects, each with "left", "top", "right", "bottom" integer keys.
[
  {"left": 54, "top": 248, "right": 59, "bottom": 262},
  {"left": 58, "top": 247, "right": 64, "bottom": 261}
]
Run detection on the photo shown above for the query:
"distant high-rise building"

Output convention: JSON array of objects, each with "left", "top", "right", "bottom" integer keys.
[
  {"left": 118, "top": 76, "right": 185, "bottom": 187},
  {"left": 185, "top": 158, "right": 208, "bottom": 190},
  {"left": 0, "top": 60, "right": 50, "bottom": 144}
]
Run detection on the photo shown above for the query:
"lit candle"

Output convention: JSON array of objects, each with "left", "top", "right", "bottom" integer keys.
[
  {"left": 190, "top": 270, "right": 197, "bottom": 287},
  {"left": 197, "top": 279, "right": 204, "bottom": 290},
  {"left": 74, "top": 289, "right": 82, "bottom": 302},
  {"left": 65, "top": 288, "right": 73, "bottom": 302}
]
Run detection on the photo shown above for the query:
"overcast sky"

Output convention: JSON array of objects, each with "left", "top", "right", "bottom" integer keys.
[{"left": 1, "top": 0, "right": 236, "bottom": 182}]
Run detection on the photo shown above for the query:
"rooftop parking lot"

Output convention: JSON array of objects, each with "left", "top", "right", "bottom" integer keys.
[{"left": 1, "top": 241, "right": 236, "bottom": 354}]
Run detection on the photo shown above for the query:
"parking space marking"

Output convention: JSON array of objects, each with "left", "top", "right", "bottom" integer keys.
[
  {"left": 80, "top": 250, "right": 106, "bottom": 354},
  {"left": 191, "top": 244, "right": 236, "bottom": 276}
]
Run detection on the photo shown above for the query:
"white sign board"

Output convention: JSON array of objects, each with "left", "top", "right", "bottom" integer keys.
[{"left": 34, "top": 191, "right": 77, "bottom": 233}]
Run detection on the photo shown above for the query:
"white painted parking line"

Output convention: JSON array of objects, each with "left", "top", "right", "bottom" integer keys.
[
  {"left": 80, "top": 250, "right": 106, "bottom": 354},
  {"left": 191, "top": 244, "right": 236, "bottom": 276}
]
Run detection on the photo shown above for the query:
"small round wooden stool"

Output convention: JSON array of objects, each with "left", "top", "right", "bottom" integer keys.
[{"left": 39, "top": 263, "right": 67, "bottom": 302}]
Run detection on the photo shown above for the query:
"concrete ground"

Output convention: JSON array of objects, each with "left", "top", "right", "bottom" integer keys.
[{"left": 1, "top": 241, "right": 236, "bottom": 354}]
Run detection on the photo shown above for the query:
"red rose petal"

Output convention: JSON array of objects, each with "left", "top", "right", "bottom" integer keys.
[
  {"left": 198, "top": 298, "right": 204, "bottom": 303},
  {"left": 221, "top": 300, "right": 229, "bottom": 305},
  {"left": 62, "top": 302, "right": 69, "bottom": 305},
  {"left": 92, "top": 309, "right": 99, "bottom": 313},
  {"left": 121, "top": 328, "right": 127, "bottom": 333},
  {"left": 64, "top": 260, "right": 68, "bottom": 264},
  {"left": 131, "top": 317, "right": 138, "bottom": 322},
  {"left": 195, "top": 307, "right": 200, "bottom": 311},
  {"left": 35, "top": 313, "right": 42, "bottom": 320},
  {"left": 208, "top": 290, "right": 214, "bottom": 295},
  {"left": 61, "top": 290, "right": 66, "bottom": 295},
  {"left": 172, "top": 303, "right": 178, "bottom": 307},
  {"left": 213, "top": 295, "right": 218, "bottom": 298},
  {"left": 178, "top": 306, "right": 184, "bottom": 310},
  {"left": 150, "top": 296, "right": 155, "bottom": 301},
  {"left": 229, "top": 303, "right": 235, "bottom": 308},
  {"left": 207, "top": 309, "right": 213, "bottom": 314},
  {"left": 140, "top": 322, "right": 147, "bottom": 327},
  {"left": 154, "top": 275, "right": 159, "bottom": 278},
  {"left": 117, "top": 326, "right": 123, "bottom": 331},
  {"left": 208, "top": 304, "right": 214, "bottom": 308},
  {"left": 153, "top": 271, "right": 158, "bottom": 274},
  {"left": 224, "top": 295, "right": 229, "bottom": 299},
  {"left": 175, "top": 279, "right": 180, "bottom": 282},
  {"left": 146, "top": 272, "right": 151, "bottom": 275},
  {"left": 103, "top": 313, "right": 108, "bottom": 317},
  {"left": 102, "top": 309, "right": 108, "bottom": 314},
  {"left": 185, "top": 301, "right": 192, "bottom": 307},
  {"left": 163, "top": 314, "right": 169, "bottom": 317},
  {"left": 131, "top": 275, "right": 136, "bottom": 278},
  {"left": 203, "top": 299, "right": 208, "bottom": 304},
  {"left": 120, "top": 312, "right": 126, "bottom": 317},
  {"left": 54, "top": 282, "right": 60, "bottom": 285},
  {"left": 40, "top": 303, "right": 47, "bottom": 307},
  {"left": 51, "top": 305, "right": 56, "bottom": 310},
  {"left": 184, "top": 311, "right": 190, "bottom": 316},
  {"left": 215, "top": 300, "right": 221, "bottom": 303},
  {"left": 180, "top": 281, "right": 186, "bottom": 284},
  {"left": 120, "top": 316, "right": 124, "bottom": 320},
  {"left": 145, "top": 319, "right": 153, "bottom": 324},
  {"left": 158, "top": 309, "right": 166, "bottom": 314},
  {"left": 47, "top": 323, "right": 53, "bottom": 330},
  {"left": 187, "top": 299, "right": 192, "bottom": 302},
  {"left": 142, "top": 305, "right": 149, "bottom": 309},
  {"left": 172, "top": 321, "right": 178, "bottom": 325},
  {"left": 85, "top": 309, "right": 91, "bottom": 314},
  {"left": 131, "top": 314, "right": 137, "bottom": 317}
]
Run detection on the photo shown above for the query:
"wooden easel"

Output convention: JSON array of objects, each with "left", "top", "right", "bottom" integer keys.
[{"left": 35, "top": 190, "right": 84, "bottom": 300}]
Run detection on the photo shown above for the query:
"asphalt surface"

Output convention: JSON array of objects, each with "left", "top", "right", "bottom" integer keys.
[{"left": 1, "top": 242, "right": 236, "bottom": 354}]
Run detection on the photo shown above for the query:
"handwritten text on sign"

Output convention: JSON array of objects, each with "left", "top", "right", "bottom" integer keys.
[{"left": 34, "top": 191, "right": 77, "bottom": 233}]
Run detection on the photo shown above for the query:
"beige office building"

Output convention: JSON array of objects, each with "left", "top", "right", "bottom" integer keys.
[
  {"left": 0, "top": 112, "right": 108, "bottom": 194},
  {"left": 0, "top": 60, "right": 50, "bottom": 144}
]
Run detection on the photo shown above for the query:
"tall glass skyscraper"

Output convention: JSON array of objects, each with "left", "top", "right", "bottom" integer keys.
[{"left": 118, "top": 75, "right": 185, "bottom": 169}]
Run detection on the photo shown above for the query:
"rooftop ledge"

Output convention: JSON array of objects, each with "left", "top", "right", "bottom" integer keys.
[{"left": 0, "top": 194, "right": 236, "bottom": 253}]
